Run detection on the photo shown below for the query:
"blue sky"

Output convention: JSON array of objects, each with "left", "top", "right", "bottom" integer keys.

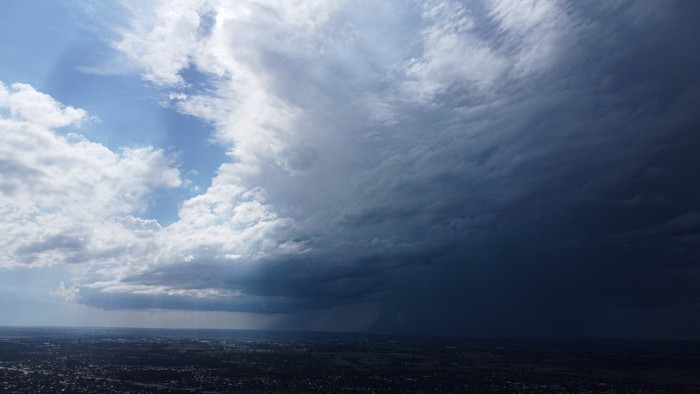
[
  {"left": 1, "top": 0, "right": 700, "bottom": 338},
  {"left": 0, "top": 0, "right": 225, "bottom": 224}
]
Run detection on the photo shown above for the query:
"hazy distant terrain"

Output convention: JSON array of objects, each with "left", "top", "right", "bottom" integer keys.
[{"left": 1, "top": 327, "right": 698, "bottom": 393}]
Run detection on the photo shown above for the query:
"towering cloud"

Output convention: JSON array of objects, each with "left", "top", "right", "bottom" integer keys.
[{"left": 2, "top": 0, "right": 700, "bottom": 336}]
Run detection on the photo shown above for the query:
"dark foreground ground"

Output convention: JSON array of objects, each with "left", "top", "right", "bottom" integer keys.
[{"left": 0, "top": 327, "right": 698, "bottom": 393}]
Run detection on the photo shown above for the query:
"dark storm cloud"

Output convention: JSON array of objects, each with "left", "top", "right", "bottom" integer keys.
[
  {"left": 78, "top": 244, "right": 454, "bottom": 314},
  {"left": 367, "top": 1, "right": 699, "bottom": 337},
  {"left": 77, "top": 0, "right": 700, "bottom": 338}
]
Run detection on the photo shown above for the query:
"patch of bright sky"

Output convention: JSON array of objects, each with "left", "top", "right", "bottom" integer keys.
[{"left": 0, "top": 0, "right": 227, "bottom": 226}]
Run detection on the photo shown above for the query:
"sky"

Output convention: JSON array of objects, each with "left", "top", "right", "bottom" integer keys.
[{"left": 1, "top": 0, "right": 700, "bottom": 339}]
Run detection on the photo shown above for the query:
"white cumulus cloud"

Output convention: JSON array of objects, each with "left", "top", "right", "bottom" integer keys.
[{"left": 0, "top": 81, "right": 182, "bottom": 268}]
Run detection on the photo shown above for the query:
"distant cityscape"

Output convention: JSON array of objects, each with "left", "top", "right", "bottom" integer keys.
[{"left": 0, "top": 327, "right": 698, "bottom": 393}]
